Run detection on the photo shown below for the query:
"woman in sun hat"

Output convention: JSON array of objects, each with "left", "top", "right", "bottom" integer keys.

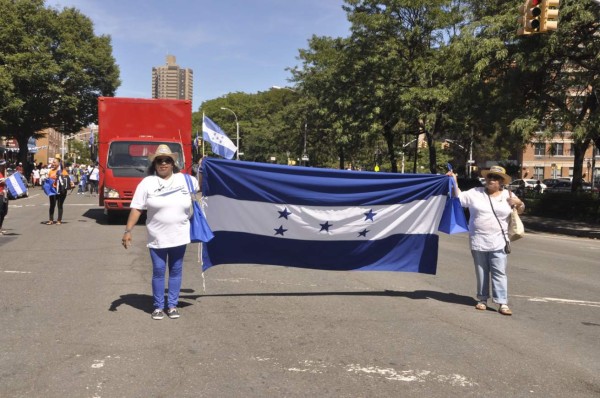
[
  {"left": 122, "top": 144, "right": 199, "bottom": 320},
  {"left": 447, "top": 165, "right": 525, "bottom": 316}
]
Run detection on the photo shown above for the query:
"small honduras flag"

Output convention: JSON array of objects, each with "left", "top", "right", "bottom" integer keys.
[
  {"left": 201, "top": 158, "right": 455, "bottom": 274},
  {"left": 6, "top": 172, "right": 27, "bottom": 198},
  {"left": 202, "top": 115, "right": 237, "bottom": 160}
]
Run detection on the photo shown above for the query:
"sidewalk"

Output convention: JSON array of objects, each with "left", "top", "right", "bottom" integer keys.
[{"left": 521, "top": 215, "right": 600, "bottom": 239}]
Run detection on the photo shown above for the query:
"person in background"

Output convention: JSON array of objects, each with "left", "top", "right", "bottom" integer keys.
[
  {"left": 46, "top": 157, "right": 74, "bottom": 225},
  {"left": 78, "top": 167, "right": 88, "bottom": 194},
  {"left": 534, "top": 180, "right": 542, "bottom": 195},
  {"left": 122, "top": 145, "right": 199, "bottom": 320},
  {"left": 32, "top": 167, "right": 40, "bottom": 186},
  {"left": 88, "top": 163, "right": 99, "bottom": 196},
  {"left": 447, "top": 165, "right": 525, "bottom": 316},
  {"left": 0, "top": 159, "right": 8, "bottom": 235}
]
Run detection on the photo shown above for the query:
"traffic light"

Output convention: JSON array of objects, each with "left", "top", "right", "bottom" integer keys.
[
  {"left": 540, "top": 0, "right": 559, "bottom": 32},
  {"left": 517, "top": 0, "right": 542, "bottom": 35},
  {"left": 419, "top": 140, "right": 428, "bottom": 149},
  {"left": 441, "top": 141, "right": 450, "bottom": 150}
]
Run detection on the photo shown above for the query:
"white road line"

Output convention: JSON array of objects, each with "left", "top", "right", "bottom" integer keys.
[
  {"left": 513, "top": 295, "right": 600, "bottom": 308},
  {"left": 3, "top": 270, "right": 32, "bottom": 274}
]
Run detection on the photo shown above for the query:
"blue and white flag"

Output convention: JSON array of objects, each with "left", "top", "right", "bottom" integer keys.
[
  {"left": 202, "top": 115, "right": 237, "bottom": 160},
  {"left": 6, "top": 172, "right": 27, "bottom": 198},
  {"left": 201, "top": 159, "right": 452, "bottom": 274}
]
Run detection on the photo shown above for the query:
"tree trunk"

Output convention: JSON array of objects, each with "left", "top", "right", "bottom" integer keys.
[
  {"left": 383, "top": 125, "right": 397, "bottom": 173},
  {"left": 572, "top": 139, "right": 590, "bottom": 191}
]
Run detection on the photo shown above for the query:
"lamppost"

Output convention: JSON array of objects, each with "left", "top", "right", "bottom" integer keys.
[
  {"left": 220, "top": 107, "right": 239, "bottom": 160},
  {"left": 272, "top": 86, "right": 308, "bottom": 165},
  {"left": 444, "top": 138, "right": 474, "bottom": 178},
  {"left": 398, "top": 138, "right": 417, "bottom": 173}
]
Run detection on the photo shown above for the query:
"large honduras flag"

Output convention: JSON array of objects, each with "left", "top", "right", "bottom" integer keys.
[
  {"left": 202, "top": 115, "right": 237, "bottom": 160},
  {"left": 6, "top": 172, "right": 27, "bottom": 198},
  {"left": 201, "top": 159, "right": 452, "bottom": 274}
]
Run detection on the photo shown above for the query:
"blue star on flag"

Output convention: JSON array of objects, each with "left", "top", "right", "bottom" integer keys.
[
  {"left": 364, "top": 209, "right": 377, "bottom": 222},
  {"left": 319, "top": 221, "right": 333, "bottom": 232},
  {"left": 358, "top": 229, "right": 369, "bottom": 237},
  {"left": 278, "top": 208, "right": 292, "bottom": 219},
  {"left": 274, "top": 225, "right": 288, "bottom": 236}
]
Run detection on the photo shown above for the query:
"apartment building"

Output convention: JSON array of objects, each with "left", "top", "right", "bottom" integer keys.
[
  {"left": 519, "top": 132, "right": 599, "bottom": 182},
  {"left": 151, "top": 55, "right": 193, "bottom": 101}
]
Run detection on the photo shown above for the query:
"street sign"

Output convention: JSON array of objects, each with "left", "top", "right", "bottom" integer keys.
[{"left": 301, "top": 154, "right": 309, "bottom": 161}]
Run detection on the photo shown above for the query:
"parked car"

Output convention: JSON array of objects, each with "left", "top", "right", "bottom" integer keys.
[
  {"left": 506, "top": 179, "right": 547, "bottom": 194},
  {"left": 545, "top": 180, "right": 598, "bottom": 193},
  {"left": 542, "top": 178, "right": 562, "bottom": 188}
]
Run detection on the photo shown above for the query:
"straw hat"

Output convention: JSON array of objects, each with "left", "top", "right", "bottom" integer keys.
[
  {"left": 148, "top": 144, "right": 179, "bottom": 162},
  {"left": 481, "top": 165, "right": 512, "bottom": 184}
]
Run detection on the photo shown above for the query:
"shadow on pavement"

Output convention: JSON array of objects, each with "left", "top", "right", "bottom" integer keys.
[
  {"left": 198, "top": 289, "right": 477, "bottom": 307},
  {"left": 109, "top": 289, "right": 199, "bottom": 313}
]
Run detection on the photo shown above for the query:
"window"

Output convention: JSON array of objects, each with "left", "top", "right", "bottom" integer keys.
[
  {"left": 551, "top": 143, "right": 564, "bottom": 156},
  {"left": 534, "top": 143, "right": 545, "bottom": 156},
  {"left": 534, "top": 167, "right": 544, "bottom": 180}
]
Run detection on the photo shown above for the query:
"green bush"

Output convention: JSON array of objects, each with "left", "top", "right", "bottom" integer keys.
[{"left": 524, "top": 192, "right": 600, "bottom": 223}]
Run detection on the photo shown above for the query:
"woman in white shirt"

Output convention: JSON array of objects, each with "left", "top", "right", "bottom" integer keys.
[
  {"left": 447, "top": 165, "right": 524, "bottom": 316},
  {"left": 122, "top": 145, "right": 199, "bottom": 320}
]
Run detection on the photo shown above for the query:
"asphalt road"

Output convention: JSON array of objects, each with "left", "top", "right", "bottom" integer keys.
[{"left": 1, "top": 187, "right": 599, "bottom": 397}]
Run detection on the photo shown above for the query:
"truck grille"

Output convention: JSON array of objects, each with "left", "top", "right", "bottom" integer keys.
[{"left": 123, "top": 191, "right": 134, "bottom": 198}]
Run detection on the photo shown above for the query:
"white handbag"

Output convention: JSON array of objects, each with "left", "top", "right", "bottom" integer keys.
[{"left": 508, "top": 207, "right": 525, "bottom": 242}]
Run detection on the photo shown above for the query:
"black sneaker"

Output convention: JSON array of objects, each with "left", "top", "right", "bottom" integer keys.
[
  {"left": 151, "top": 309, "right": 165, "bottom": 320},
  {"left": 167, "top": 308, "right": 180, "bottom": 319}
]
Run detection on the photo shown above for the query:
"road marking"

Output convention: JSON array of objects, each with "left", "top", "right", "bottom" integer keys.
[
  {"left": 513, "top": 295, "right": 600, "bottom": 308},
  {"left": 3, "top": 270, "right": 32, "bottom": 274},
  {"left": 251, "top": 357, "right": 478, "bottom": 387},
  {"left": 345, "top": 364, "right": 477, "bottom": 386}
]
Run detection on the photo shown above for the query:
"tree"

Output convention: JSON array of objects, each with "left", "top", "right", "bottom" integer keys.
[{"left": 0, "top": 0, "right": 120, "bottom": 165}]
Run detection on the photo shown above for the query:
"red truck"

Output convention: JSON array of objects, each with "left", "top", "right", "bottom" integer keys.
[{"left": 97, "top": 97, "right": 193, "bottom": 220}]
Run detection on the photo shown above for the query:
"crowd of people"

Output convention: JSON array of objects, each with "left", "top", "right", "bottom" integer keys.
[{"left": 1, "top": 159, "right": 100, "bottom": 195}]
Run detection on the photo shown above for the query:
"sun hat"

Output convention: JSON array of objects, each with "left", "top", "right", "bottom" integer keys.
[
  {"left": 481, "top": 165, "right": 511, "bottom": 184},
  {"left": 148, "top": 144, "right": 179, "bottom": 162}
]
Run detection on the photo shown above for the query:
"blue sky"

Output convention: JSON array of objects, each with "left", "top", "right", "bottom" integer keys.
[{"left": 50, "top": 0, "right": 351, "bottom": 110}]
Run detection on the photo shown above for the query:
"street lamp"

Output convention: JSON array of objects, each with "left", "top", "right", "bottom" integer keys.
[
  {"left": 220, "top": 107, "right": 239, "bottom": 160},
  {"left": 444, "top": 138, "right": 474, "bottom": 178},
  {"left": 271, "top": 86, "right": 308, "bottom": 165},
  {"left": 398, "top": 138, "right": 417, "bottom": 173}
]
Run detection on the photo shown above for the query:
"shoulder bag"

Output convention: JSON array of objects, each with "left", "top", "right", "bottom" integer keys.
[{"left": 507, "top": 190, "right": 525, "bottom": 242}]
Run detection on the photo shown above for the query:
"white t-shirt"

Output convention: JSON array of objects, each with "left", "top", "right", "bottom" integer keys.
[
  {"left": 459, "top": 187, "right": 516, "bottom": 251},
  {"left": 130, "top": 173, "right": 200, "bottom": 249},
  {"left": 89, "top": 167, "right": 99, "bottom": 181}
]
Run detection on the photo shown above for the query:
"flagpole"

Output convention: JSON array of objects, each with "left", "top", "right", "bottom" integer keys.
[{"left": 201, "top": 113, "right": 205, "bottom": 158}]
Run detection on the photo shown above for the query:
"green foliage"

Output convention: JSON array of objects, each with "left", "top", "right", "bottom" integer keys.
[
  {"left": 0, "top": 0, "right": 120, "bottom": 164},
  {"left": 526, "top": 192, "right": 600, "bottom": 223}
]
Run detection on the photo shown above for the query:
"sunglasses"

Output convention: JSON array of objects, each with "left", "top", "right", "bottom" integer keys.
[
  {"left": 486, "top": 174, "right": 503, "bottom": 181},
  {"left": 154, "top": 157, "right": 174, "bottom": 165}
]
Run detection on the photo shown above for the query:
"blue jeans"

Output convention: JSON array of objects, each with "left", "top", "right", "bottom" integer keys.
[
  {"left": 470, "top": 249, "right": 508, "bottom": 305},
  {"left": 149, "top": 245, "right": 187, "bottom": 310}
]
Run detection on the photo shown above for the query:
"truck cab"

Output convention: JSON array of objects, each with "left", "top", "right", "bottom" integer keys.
[{"left": 98, "top": 97, "right": 193, "bottom": 221}]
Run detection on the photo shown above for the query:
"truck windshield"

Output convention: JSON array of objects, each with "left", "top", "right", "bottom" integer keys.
[{"left": 107, "top": 142, "right": 184, "bottom": 175}]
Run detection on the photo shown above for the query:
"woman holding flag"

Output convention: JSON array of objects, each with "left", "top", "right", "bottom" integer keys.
[{"left": 46, "top": 155, "right": 74, "bottom": 225}]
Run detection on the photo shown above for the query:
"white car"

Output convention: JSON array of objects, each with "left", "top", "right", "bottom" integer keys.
[{"left": 507, "top": 179, "right": 547, "bottom": 193}]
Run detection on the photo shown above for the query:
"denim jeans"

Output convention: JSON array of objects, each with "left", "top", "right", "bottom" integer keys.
[
  {"left": 149, "top": 245, "right": 187, "bottom": 310},
  {"left": 470, "top": 249, "right": 508, "bottom": 305}
]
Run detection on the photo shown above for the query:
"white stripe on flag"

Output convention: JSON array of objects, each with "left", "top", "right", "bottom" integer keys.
[{"left": 205, "top": 194, "right": 447, "bottom": 241}]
